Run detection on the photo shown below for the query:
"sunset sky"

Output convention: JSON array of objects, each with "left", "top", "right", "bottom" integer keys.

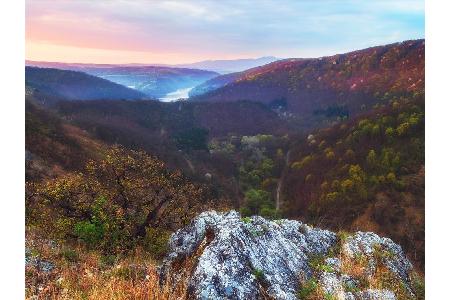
[{"left": 26, "top": 0, "right": 424, "bottom": 64}]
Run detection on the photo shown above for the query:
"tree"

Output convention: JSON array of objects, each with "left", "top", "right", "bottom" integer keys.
[
  {"left": 396, "top": 122, "right": 410, "bottom": 137},
  {"left": 175, "top": 127, "right": 209, "bottom": 151},
  {"left": 385, "top": 127, "right": 395, "bottom": 140},
  {"left": 366, "top": 149, "right": 377, "bottom": 169},
  {"left": 240, "top": 189, "right": 277, "bottom": 218},
  {"left": 27, "top": 146, "right": 210, "bottom": 252}
]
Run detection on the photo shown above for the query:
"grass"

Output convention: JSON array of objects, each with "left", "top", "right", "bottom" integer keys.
[
  {"left": 25, "top": 230, "right": 191, "bottom": 300},
  {"left": 297, "top": 278, "right": 318, "bottom": 299},
  {"left": 59, "top": 248, "right": 79, "bottom": 263},
  {"left": 241, "top": 216, "right": 252, "bottom": 224},
  {"left": 252, "top": 268, "right": 265, "bottom": 281},
  {"left": 26, "top": 250, "right": 190, "bottom": 300}
]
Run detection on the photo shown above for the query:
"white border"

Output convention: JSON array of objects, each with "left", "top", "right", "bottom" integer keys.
[
  {"left": 1, "top": 0, "right": 448, "bottom": 298},
  {"left": 425, "top": 0, "right": 450, "bottom": 298},
  {"left": 0, "top": 0, "right": 25, "bottom": 298}
]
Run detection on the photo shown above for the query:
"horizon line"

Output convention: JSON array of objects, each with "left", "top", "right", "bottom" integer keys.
[{"left": 25, "top": 37, "right": 424, "bottom": 67}]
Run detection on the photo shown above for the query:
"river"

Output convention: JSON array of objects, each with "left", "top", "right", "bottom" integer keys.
[{"left": 159, "top": 87, "right": 194, "bottom": 102}]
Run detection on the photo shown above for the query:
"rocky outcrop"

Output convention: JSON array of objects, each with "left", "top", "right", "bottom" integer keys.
[{"left": 160, "top": 211, "right": 418, "bottom": 300}]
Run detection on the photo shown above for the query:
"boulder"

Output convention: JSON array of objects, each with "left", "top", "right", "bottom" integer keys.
[{"left": 160, "top": 211, "right": 417, "bottom": 300}]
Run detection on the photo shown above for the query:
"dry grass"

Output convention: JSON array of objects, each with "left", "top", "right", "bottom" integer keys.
[
  {"left": 25, "top": 231, "right": 191, "bottom": 300},
  {"left": 26, "top": 253, "right": 190, "bottom": 300}
]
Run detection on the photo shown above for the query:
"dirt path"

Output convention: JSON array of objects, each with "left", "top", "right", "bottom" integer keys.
[{"left": 276, "top": 149, "right": 291, "bottom": 210}]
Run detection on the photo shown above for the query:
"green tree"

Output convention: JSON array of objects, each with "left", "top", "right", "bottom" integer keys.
[
  {"left": 385, "top": 127, "right": 395, "bottom": 140},
  {"left": 366, "top": 149, "right": 377, "bottom": 169},
  {"left": 240, "top": 189, "right": 277, "bottom": 218}
]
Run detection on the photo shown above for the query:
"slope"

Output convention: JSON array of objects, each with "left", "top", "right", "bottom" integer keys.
[
  {"left": 281, "top": 92, "right": 424, "bottom": 269},
  {"left": 192, "top": 39, "right": 424, "bottom": 129},
  {"left": 26, "top": 62, "right": 219, "bottom": 99},
  {"left": 26, "top": 67, "right": 147, "bottom": 101}
]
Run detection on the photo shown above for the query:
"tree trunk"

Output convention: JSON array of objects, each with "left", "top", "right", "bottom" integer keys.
[{"left": 136, "top": 196, "right": 168, "bottom": 237}]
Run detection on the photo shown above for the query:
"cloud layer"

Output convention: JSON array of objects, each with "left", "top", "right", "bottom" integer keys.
[{"left": 26, "top": 0, "right": 424, "bottom": 64}]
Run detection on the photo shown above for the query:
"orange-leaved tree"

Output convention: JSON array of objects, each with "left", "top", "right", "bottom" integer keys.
[{"left": 26, "top": 146, "right": 212, "bottom": 253}]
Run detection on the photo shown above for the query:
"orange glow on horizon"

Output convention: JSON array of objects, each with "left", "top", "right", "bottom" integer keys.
[{"left": 25, "top": 42, "right": 214, "bottom": 65}]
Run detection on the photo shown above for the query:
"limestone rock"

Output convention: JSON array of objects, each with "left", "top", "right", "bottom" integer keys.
[{"left": 160, "top": 211, "right": 417, "bottom": 300}]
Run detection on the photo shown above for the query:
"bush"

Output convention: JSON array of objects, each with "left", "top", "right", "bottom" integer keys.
[
  {"left": 298, "top": 278, "right": 318, "bottom": 299},
  {"left": 74, "top": 220, "right": 104, "bottom": 249},
  {"left": 143, "top": 227, "right": 171, "bottom": 259},
  {"left": 396, "top": 122, "right": 410, "bottom": 136},
  {"left": 59, "top": 248, "right": 79, "bottom": 263},
  {"left": 291, "top": 155, "right": 313, "bottom": 170},
  {"left": 252, "top": 268, "right": 264, "bottom": 281},
  {"left": 240, "top": 189, "right": 278, "bottom": 218},
  {"left": 260, "top": 207, "right": 280, "bottom": 219},
  {"left": 385, "top": 127, "right": 395, "bottom": 139}
]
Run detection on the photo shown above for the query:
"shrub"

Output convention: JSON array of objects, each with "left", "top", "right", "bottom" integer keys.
[
  {"left": 241, "top": 217, "right": 252, "bottom": 224},
  {"left": 59, "top": 248, "right": 79, "bottom": 263},
  {"left": 260, "top": 207, "right": 280, "bottom": 219},
  {"left": 74, "top": 220, "right": 104, "bottom": 249},
  {"left": 252, "top": 268, "right": 264, "bottom": 281},
  {"left": 325, "top": 192, "right": 339, "bottom": 203},
  {"left": 298, "top": 278, "right": 318, "bottom": 299},
  {"left": 143, "top": 227, "right": 171, "bottom": 259}
]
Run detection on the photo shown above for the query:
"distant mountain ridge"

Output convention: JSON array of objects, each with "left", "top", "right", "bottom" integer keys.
[
  {"left": 26, "top": 61, "right": 219, "bottom": 99},
  {"left": 175, "top": 56, "right": 280, "bottom": 74},
  {"left": 25, "top": 66, "right": 147, "bottom": 102}
]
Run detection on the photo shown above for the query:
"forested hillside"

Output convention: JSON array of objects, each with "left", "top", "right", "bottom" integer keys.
[
  {"left": 25, "top": 98, "right": 106, "bottom": 181},
  {"left": 26, "top": 67, "right": 147, "bottom": 101},
  {"left": 193, "top": 39, "right": 424, "bottom": 129},
  {"left": 282, "top": 92, "right": 425, "bottom": 268}
]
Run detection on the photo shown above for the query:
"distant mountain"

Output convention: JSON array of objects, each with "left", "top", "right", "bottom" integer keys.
[
  {"left": 175, "top": 56, "right": 280, "bottom": 74},
  {"left": 25, "top": 67, "right": 147, "bottom": 102},
  {"left": 26, "top": 61, "right": 219, "bottom": 99},
  {"left": 192, "top": 40, "right": 425, "bottom": 129}
]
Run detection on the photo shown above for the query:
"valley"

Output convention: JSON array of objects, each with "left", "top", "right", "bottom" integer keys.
[
  {"left": 26, "top": 61, "right": 219, "bottom": 100},
  {"left": 25, "top": 39, "right": 425, "bottom": 299}
]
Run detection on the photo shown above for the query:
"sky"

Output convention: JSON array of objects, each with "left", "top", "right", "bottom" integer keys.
[{"left": 26, "top": 0, "right": 424, "bottom": 64}]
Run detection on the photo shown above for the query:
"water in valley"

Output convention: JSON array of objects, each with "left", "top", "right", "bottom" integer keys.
[{"left": 159, "top": 87, "right": 193, "bottom": 102}]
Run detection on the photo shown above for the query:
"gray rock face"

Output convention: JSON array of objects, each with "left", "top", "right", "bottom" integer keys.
[
  {"left": 343, "top": 232, "right": 414, "bottom": 295},
  {"left": 25, "top": 248, "right": 54, "bottom": 273},
  {"left": 160, "top": 211, "right": 416, "bottom": 300}
]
